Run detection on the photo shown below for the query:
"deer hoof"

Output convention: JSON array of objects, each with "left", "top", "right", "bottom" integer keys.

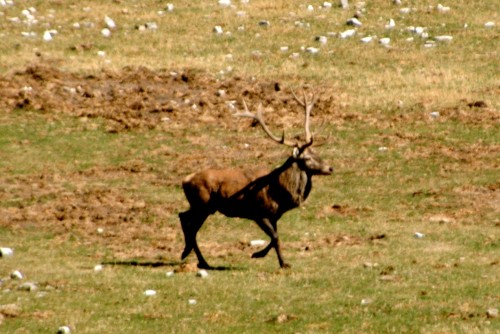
[
  {"left": 197, "top": 262, "right": 213, "bottom": 270},
  {"left": 280, "top": 263, "right": 291, "bottom": 269}
]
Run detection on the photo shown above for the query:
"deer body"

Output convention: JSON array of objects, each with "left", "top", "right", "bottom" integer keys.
[{"left": 179, "top": 91, "right": 332, "bottom": 269}]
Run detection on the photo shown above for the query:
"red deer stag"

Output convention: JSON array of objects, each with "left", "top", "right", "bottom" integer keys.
[{"left": 179, "top": 90, "right": 333, "bottom": 269}]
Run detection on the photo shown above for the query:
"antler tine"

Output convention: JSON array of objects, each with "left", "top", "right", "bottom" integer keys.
[
  {"left": 291, "top": 89, "right": 317, "bottom": 144},
  {"left": 234, "top": 99, "right": 296, "bottom": 147}
]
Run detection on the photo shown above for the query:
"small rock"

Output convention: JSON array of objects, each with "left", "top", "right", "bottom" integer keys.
[
  {"left": 166, "top": 271, "right": 174, "bottom": 277},
  {"left": 436, "top": 4, "right": 450, "bottom": 13},
  {"left": 435, "top": 35, "right": 452, "bottom": 42},
  {"left": 346, "top": 17, "right": 362, "bottom": 27},
  {"left": 315, "top": 36, "right": 328, "bottom": 44},
  {"left": 305, "top": 47, "right": 320, "bottom": 54},
  {"left": 379, "top": 37, "right": 391, "bottom": 45},
  {"left": 258, "top": 20, "right": 270, "bottom": 27},
  {"left": 399, "top": 7, "right": 411, "bottom": 14},
  {"left": 363, "top": 262, "right": 379, "bottom": 269},
  {"left": 10, "top": 270, "right": 23, "bottom": 280},
  {"left": 385, "top": 18, "right": 395, "bottom": 30},
  {"left": 0, "top": 247, "right": 13, "bottom": 257},
  {"left": 378, "top": 146, "right": 388, "bottom": 152},
  {"left": 166, "top": 3, "right": 174, "bottom": 12},
  {"left": 250, "top": 239, "right": 266, "bottom": 247},
  {"left": 188, "top": 298, "right": 197, "bottom": 305},
  {"left": 340, "top": 0, "right": 349, "bottom": 9},
  {"left": 339, "top": 29, "right": 356, "bottom": 39},
  {"left": 213, "top": 26, "right": 223, "bottom": 34},
  {"left": 144, "top": 290, "right": 156, "bottom": 296},
  {"left": 323, "top": 2, "right": 333, "bottom": 8},
  {"left": 360, "top": 36, "right": 374, "bottom": 43},
  {"left": 484, "top": 22, "right": 495, "bottom": 28},
  {"left": 361, "top": 298, "right": 372, "bottom": 305},
  {"left": 42, "top": 30, "right": 53, "bottom": 41},
  {"left": 94, "top": 264, "right": 103, "bottom": 272},
  {"left": 57, "top": 326, "right": 71, "bottom": 334},
  {"left": 101, "top": 28, "right": 111, "bottom": 37},
  {"left": 218, "top": 0, "right": 231, "bottom": 7},
  {"left": 196, "top": 270, "right": 209, "bottom": 278},
  {"left": 414, "top": 232, "right": 425, "bottom": 239},
  {"left": 104, "top": 16, "right": 116, "bottom": 29},
  {"left": 17, "top": 282, "right": 37, "bottom": 292},
  {"left": 486, "top": 308, "right": 498, "bottom": 318}
]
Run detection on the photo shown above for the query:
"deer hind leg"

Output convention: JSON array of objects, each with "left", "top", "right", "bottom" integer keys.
[
  {"left": 179, "top": 209, "right": 211, "bottom": 269},
  {"left": 253, "top": 219, "right": 290, "bottom": 269}
]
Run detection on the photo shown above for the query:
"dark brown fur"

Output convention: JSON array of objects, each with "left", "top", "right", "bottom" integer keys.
[{"left": 179, "top": 147, "right": 332, "bottom": 269}]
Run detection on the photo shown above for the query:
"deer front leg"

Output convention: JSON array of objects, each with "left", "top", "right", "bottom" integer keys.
[{"left": 253, "top": 219, "right": 290, "bottom": 268}]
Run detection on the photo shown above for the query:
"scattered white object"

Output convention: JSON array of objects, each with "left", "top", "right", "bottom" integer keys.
[
  {"left": 315, "top": 36, "right": 328, "bottom": 44},
  {"left": 430, "top": 111, "right": 440, "bottom": 118},
  {"left": 97, "top": 51, "right": 106, "bottom": 57},
  {"left": 72, "top": 22, "right": 81, "bottom": 29},
  {"left": 250, "top": 239, "right": 266, "bottom": 247},
  {"left": 101, "top": 28, "right": 111, "bottom": 37},
  {"left": 414, "top": 232, "right": 425, "bottom": 239},
  {"left": 340, "top": 0, "right": 349, "bottom": 9},
  {"left": 484, "top": 22, "right": 495, "bottom": 28},
  {"left": 166, "top": 3, "right": 174, "bottom": 12},
  {"left": 196, "top": 270, "right": 209, "bottom": 278},
  {"left": 18, "top": 282, "right": 37, "bottom": 291},
  {"left": 361, "top": 298, "right": 372, "bottom": 305},
  {"left": 97, "top": 227, "right": 104, "bottom": 234},
  {"left": 307, "top": 4, "right": 314, "bottom": 11},
  {"left": 166, "top": 271, "right": 174, "bottom": 277},
  {"left": 10, "top": 270, "right": 23, "bottom": 280},
  {"left": 339, "top": 29, "right": 356, "bottom": 39},
  {"left": 399, "top": 7, "right": 411, "bottom": 14},
  {"left": 0, "top": 247, "right": 13, "bottom": 257},
  {"left": 378, "top": 146, "right": 388, "bottom": 152},
  {"left": 188, "top": 298, "right": 197, "bottom": 305},
  {"left": 57, "top": 326, "right": 71, "bottom": 334},
  {"left": 393, "top": 0, "right": 401, "bottom": 4},
  {"left": 218, "top": 0, "right": 231, "bottom": 7},
  {"left": 213, "top": 25, "right": 223, "bottom": 34},
  {"left": 360, "top": 36, "right": 374, "bottom": 43},
  {"left": 94, "top": 264, "right": 103, "bottom": 272},
  {"left": 290, "top": 52, "right": 300, "bottom": 59},
  {"left": 43, "top": 30, "right": 53, "bottom": 41},
  {"left": 363, "top": 262, "right": 379, "bottom": 268},
  {"left": 305, "top": 47, "right": 319, "bottom": 54},
  {"left": 487, "top": 308, "right": 499, "bottom": 318},
  {"left": 104, "top": 16, "right": 116, "bottom": 29},
  {"left": 323, "top": 2, "right": 332, "bottom": 8},
  {"left": 379, "top": 37, "right": 390, "bottom": 45},
  {"left": 414, "top": 26, "right": 424, "bottom": 35},
  {"left": 435, "top": 35, "right": 453, "bottom": 42},
  {"left": 144, "top": 290, "right": 157, "bottom": 296},
  {"left": 280, "top": 46, "right": 289, "bottom": 52},
  {"left": 424, "top": 40, "right": 436, "bottom": 48},
  {"left": 385, "top": 18, "right": 395, "bottom": 30},
  {"left": 436, "top": 4, "right": 450, "bottom": 13},
  {"left": 346, "top": 18, "right": 362, "bottom": 27}
]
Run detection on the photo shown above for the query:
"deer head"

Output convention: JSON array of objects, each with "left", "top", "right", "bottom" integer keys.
[{"left": 235, "top": 90, "right": 333, "bottom": 176}]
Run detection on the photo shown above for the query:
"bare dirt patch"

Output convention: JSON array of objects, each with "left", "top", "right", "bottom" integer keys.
[{"left": 0, "top": 65, "right": 498, "bottom": 263}]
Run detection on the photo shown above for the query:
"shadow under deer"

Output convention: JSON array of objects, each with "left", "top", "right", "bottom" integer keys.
[{"left": 179, "top": 90, "right": 333, "bottom": 269}]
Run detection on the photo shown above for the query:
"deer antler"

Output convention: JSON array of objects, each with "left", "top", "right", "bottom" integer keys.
[
  {"left": 291, "top": 89, "right": 317, "bottom": 145},
  {"left": 234, "top": 99, "right": 297, "bottom": 147}
]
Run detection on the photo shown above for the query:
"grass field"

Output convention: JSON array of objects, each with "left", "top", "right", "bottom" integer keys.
[{"left": 0, "top": 1, "right": 498, "bottom": 333}]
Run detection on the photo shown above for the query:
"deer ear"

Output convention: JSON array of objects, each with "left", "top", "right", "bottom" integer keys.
[{"left": 292, "top": 147, "right": 300, "bottom": 158}]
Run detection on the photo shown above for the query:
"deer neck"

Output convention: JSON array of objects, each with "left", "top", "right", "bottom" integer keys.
[{"left": 276, "top": 158, "right": 312, "bottom": 208}]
